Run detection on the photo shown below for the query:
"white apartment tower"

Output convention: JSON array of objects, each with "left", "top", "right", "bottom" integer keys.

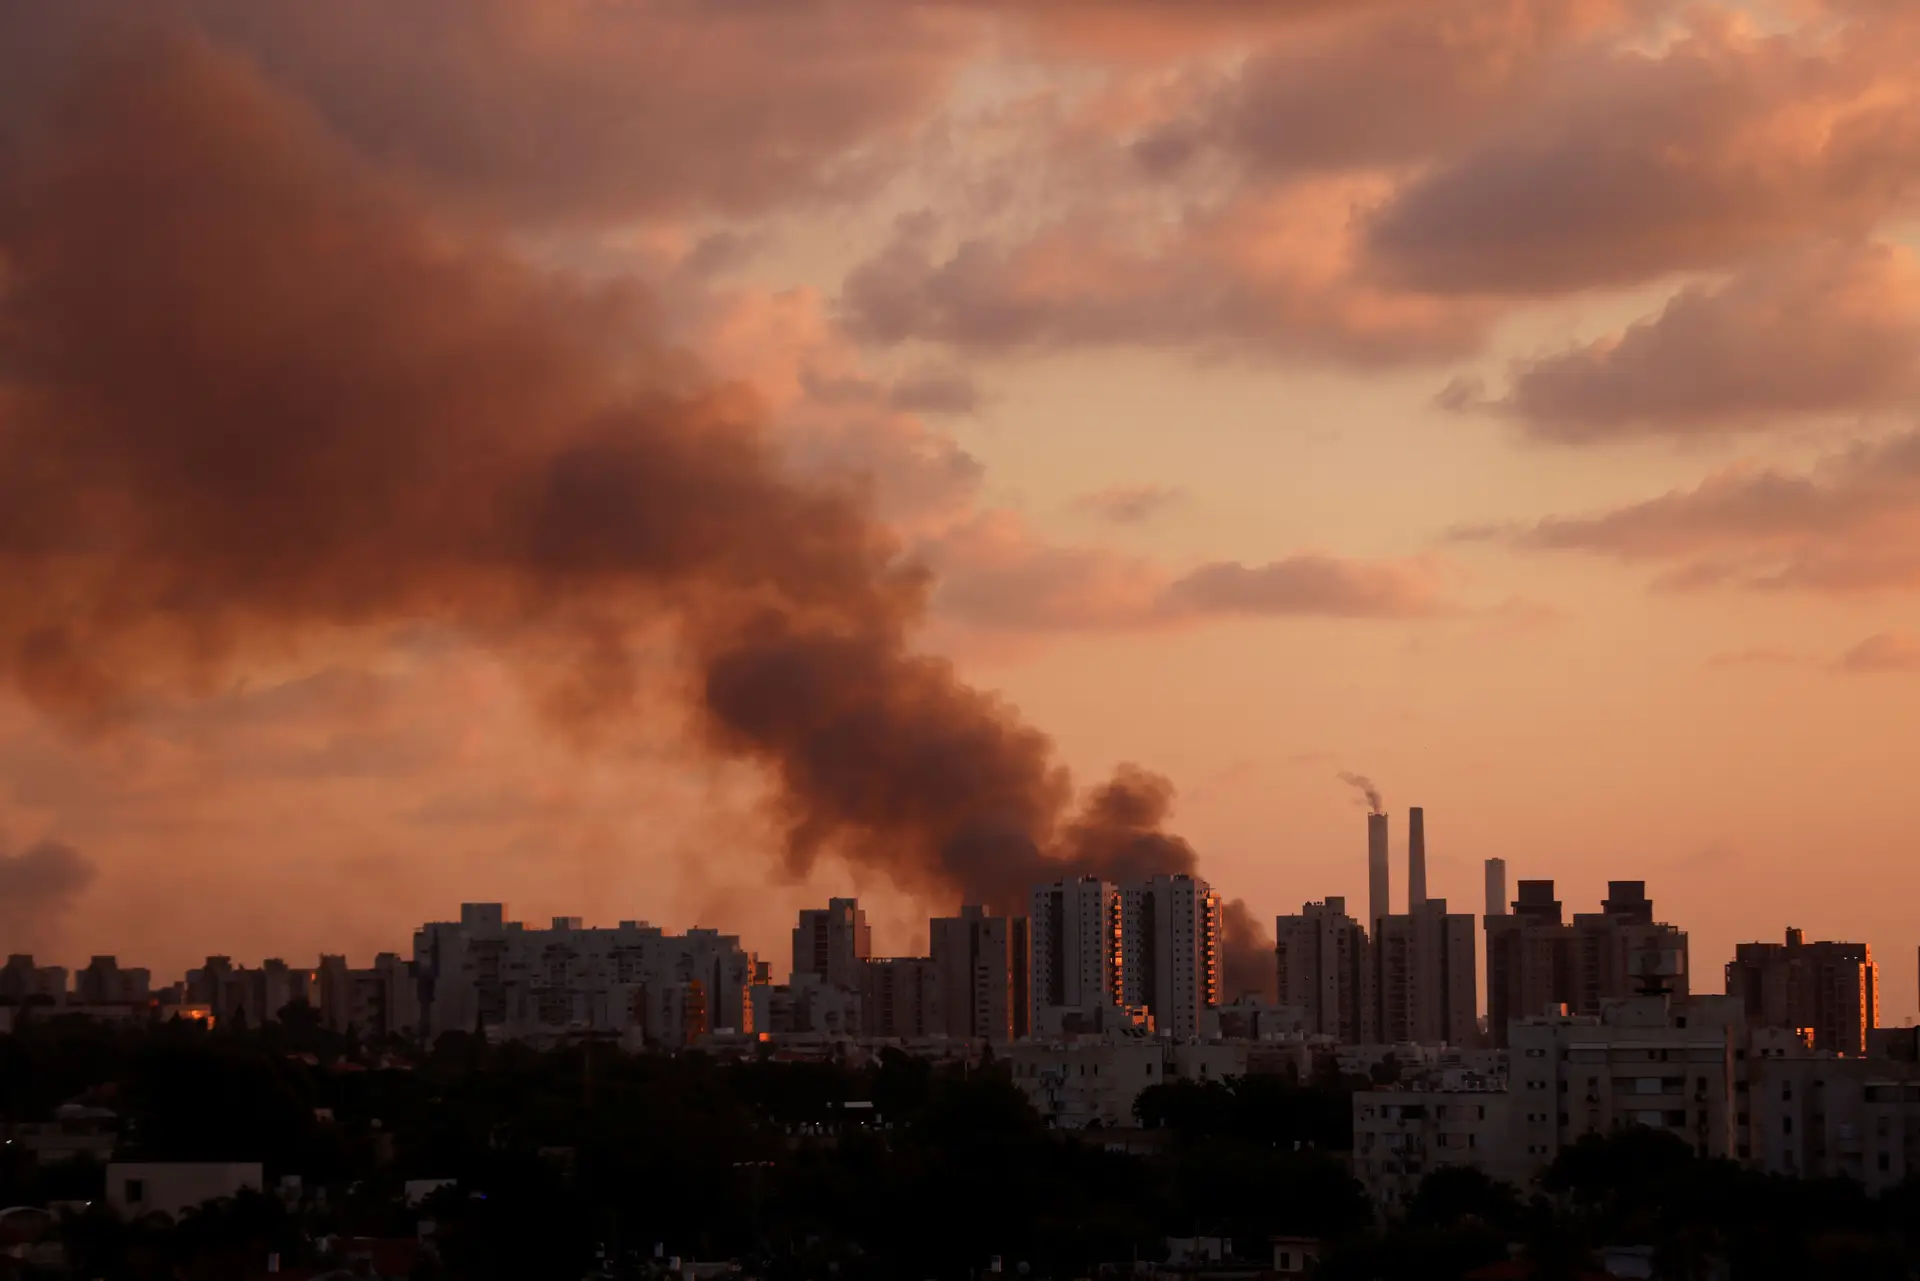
[{"left": 1120, "top": 874, "right": 1223, "bottom": 1041}]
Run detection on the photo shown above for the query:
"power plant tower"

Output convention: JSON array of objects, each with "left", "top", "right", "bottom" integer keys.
[
  {"left": 1407, "top": 806, "right": 1428, "bottom": 909},
  {"left": 1485, "top": 858, "right": 1508, "bottom": 918},
  {"left": 1367, "top": 811, "right": 1389, "bottom": 934}
]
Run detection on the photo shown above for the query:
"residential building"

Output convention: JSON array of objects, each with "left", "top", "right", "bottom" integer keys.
[
  {"left": 929, "top": 905, "right": 1025, "bottom": 1042},
  {"left": 1726, "top": 928, "right": 1879, "bottom": 1056},
  {"left": 1374, "top": 898, "right": 1477, "bottom": 1046},
  {"left": 74, "top": 957, "right": 150, "bottom": 1005},
  {"left": 1009, "top": 1034, "right": 1248, "bottom": 1129},
  {"left": 106, "top": 1162, "right": 264, "bottom": 1220},
  {"left": 861, "top": 957, "right": 941, "bottom": 1039},
  {"left": 792, "top": 899, "right": 871, "bottom": 991},
  {"left": 1029, "top": 877, "right": 1123, "bottom": 1033},
  {"left": 1354, "top": 1083, "right": 1515, "bottom": 1210},
  {"left": 413, "top": 904, "right": 759, "bottom": 1041},
  {"left": 1744, "top": 1055, "right": 1920, "bottom": 1192},
  {"left": 1485, "top": 880, "right": 1689, "bottom": 1047},
  {"left": 750, "top": 973, "right": 861, "bottom": 1038},
  {"left": 1120, "top": 874, "right": 1223, "bottom": 1041},
  {"left": 1275, "top": 897, "right": 1374, "bottom": 1043},
  {"left": 0, "top": 955, "right": 67, "bottom": 1006}
]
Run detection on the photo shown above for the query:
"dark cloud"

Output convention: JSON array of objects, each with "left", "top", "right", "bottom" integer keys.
[
  {"left": 887, "top": 369, "right": 983, "bottom": 416},
  {"left": 0, "top": 0, "right": 961, "bottom": 227},
  {"left": 1452, "top": 241, "right": 1920, "bottom": 438},
  {"left": 1365, "top": 10, "right": 1920, "bottom": 295}
]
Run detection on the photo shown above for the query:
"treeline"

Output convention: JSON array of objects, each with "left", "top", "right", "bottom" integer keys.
[
  {"left": 7, "top": 1016, "right": 1920, "bottom": 1280},
  {"left": 1, "top": 1015, "right": 1364, "bottom": 1279}
]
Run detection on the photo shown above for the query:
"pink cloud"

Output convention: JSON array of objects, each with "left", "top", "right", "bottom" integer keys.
[{"left": 1838, "top": 632, "right": 1920, "bottom": 673}]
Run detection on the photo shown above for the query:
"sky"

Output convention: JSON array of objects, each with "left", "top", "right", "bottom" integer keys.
[{"left": 1, "top": 0, "right": 1918, "bottom": 1018}]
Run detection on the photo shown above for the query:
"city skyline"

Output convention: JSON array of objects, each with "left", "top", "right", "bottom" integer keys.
[{"left": 4, "top": 1, "right": 1920, "bottom": 1026}]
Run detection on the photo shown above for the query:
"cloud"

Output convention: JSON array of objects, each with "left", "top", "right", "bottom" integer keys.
[
  {"left": 1365, "top": 8, "right": 1920, "bottom": 295},
  {"left": 888, "top": 369, "right": 984, "bottom": 416},
  {"left": 1466, "top": 429, "right": 1920, "bottom": 593},
  {"left": 841, "top": 185, "right": 1495, "bottom": 363},
  {"left": 1837, "top": 632, "right": 1920, "bottom": 673},
  {"left": 0, "top": 0, "right": 964, "bottom": 226},
  {"left": 927, "top": 514, "right": 1453, "bottom": 630},
  {"left": 1075, "top": 485, "right": 1185, "bottom": 526},
  {"left": 0, "top": 838, "right": 98, "bottom": 935},
  {"left": 1453, "top": 241, "right": 1920, "bottom": 438}
]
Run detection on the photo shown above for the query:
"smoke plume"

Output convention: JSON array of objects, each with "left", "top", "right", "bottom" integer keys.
[
  {"left": 0, "top": 17, "right": 1277, "bottom": 996},
  {"left": 1338, "top": 771, "right": 1384, "bottom": 813},
  {"left": 0, "top": 839, "right": 98, "bottom": 937}
]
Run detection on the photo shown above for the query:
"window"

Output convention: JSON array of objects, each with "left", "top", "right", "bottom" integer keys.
[
  {"left": 1784, "top": 1117, "right": 1794, "bottom": 1135},
  {"left": 125, "top": 1178, "right": 145, "bottom": 1206},
  {"left": 1879, "top": 1154, "right": 1892, "bottom": 1173}
]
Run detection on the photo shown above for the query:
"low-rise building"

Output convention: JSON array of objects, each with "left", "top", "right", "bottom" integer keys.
[
  {"left": 106, "top": 1162, "right": 264, "bottom": 1219},
  {"left": 1354, "top": 1085, "right": 1515, "bottom": 1210},
  {"left": 1009, "top": 1034, "right": 1248, "bottom": 1129}
]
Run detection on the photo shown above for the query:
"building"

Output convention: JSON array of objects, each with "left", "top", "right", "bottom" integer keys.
[
  {"left": 0, "top": 956, "right": 67, "bottom": 1006},
  {"left": 1120, "top": 874, "right": 1223, "bottom": 1041},
  {"left": 1485, "top": 880, "right": 1689, "bottom": 1047},
  {"left": 1726, "top": 928, "right": 1879, "bottom": 1057},
  {"left": 105, "top": 1162, "right": 264, "bottom": 1220},
  {"left": 1352, "top": 993, "right": 1745, "bottom": 1205},
  {"left": 1374, "top": 899, "right": 1477, "bottom": 1045},
  {"left": 413, "top": 904, "right": 760, "bottom": 1042},
  {"left": 1029, "top": 877, "right": 1123, "bottom": 1033},
  {"left": 1744, "top": 1052, "right": 1920, "bottom": 1191},
  {"left": 74, "top": 956, "right": 151, "bottom": 1005},
  {"left": 1354, "top": 1082, "right": 1515, "bottom": 1210},
  {"left": 750, "top": 973, "right": 861, "bottom": 1039},
  {"left": 860, "top": 957, "right": 941, "bottom": 1039},
  {"left": 929, "top": 906, "right": 1026, "bottom": 1042},
  {"left": 1275, "top": 897, "right": 1373, "bottom": 1043},
  {"left": 1010, "top": 1034, "right": 1249, "bottom": 1129},
  {"left": 792, "top": 899, "right": 871, "bottom": 991},
  {"left": 1367, "top": 812, "right": 1390, "bottom": 934}
]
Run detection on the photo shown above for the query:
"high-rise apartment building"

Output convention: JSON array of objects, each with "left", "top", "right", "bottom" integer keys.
[
  {"left": 1028, "top": 877, "right": 1123, "bottom": 1032},
  {"left": 1120, "top": 874, "right": 1223, "bottom": 1041},
  {"left": 1367, "top": 812, "right": 1390, "bottom": 934},
  {"left": 1726, "top": 928, "right": 1879, "bottom": 1057},
  {"left": 930, "top": 905, "right": 1026, "bottom": 1042},
  {"left": 860, "top": 957, "right": 941, "bottom": 1039},
  {"left": 1485, "top": 880, "right": 1689, "bottom": 1047},
  {"left": 1374, "top": 898, "right": 1477, "bottom": 1045},
  {"left": 792, "top": 898, "right": 872, "bottom": 990},
  {"left": 0, "top": 955, "right": 67, "bottom": 1006},
  {"left": 1275, "top": 897, "right": 1374, "bottom": 1043},
  {"left": 74, "top": 956, "right": 150, "bottom": 1005}
]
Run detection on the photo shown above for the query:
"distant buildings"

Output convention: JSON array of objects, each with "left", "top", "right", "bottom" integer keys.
[
  {"left": 1275, "top": 897, "right": 1373, "bottom": 1043},
  {"left": 1028, "top": 877, "right": 1124, "bottom": 1032},
  {"left": 1726, "top": 928, "right": 1879, "bottom": 1057},
  {"left": 1484, "top": 879, "right": 1689, "bottom": 1047},
  {"left": 1121, "top": 874, "right": 1222, "bottom": 1041},
  {"left": 1374, "top": 899, "right": 1476, "bottom": 1046},
  {"left": 929, "top": 905, "right": 1027, "bottom": 1042},
  {"left": 792, "top": 898, "right": 871, "bottom": 992}
]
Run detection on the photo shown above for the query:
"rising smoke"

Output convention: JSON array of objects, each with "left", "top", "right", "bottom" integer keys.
[
  {"left": 1338, "top": 771, "right": 1384, "bottom": 814},
  {"left": 0, "top": 13, "right": 1275, "bottom": 998},
  {"left": 0, "top": 839, "right": 98, "bottom": 938}
]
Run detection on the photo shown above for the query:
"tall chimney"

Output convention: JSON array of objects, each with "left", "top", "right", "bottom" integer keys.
[
  {"left": 1484, "top": 858, "right": 1507, "bottom": 918},
  {"left": 1407, "top": 806, "right": 1428, "bottom": 910},
  {"left": 1367, "top": 812, "right": 1389, "bottom": 935}
]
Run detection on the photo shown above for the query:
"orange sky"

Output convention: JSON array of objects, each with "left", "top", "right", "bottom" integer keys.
[{"left": 1, "top": 0, "right": 1918, "bottom": 1021}]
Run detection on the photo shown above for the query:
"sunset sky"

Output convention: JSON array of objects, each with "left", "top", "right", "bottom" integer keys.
[{"left": 2, "top": 0, "right": 1918, "bottom": 1018}]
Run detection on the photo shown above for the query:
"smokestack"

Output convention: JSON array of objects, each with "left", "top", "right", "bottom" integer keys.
[
  {"left": 1484, "top": 858, "right": 1507, "bottom": 918},
  {"left": 1407, "top": 806, "right": 1427, "bottom": 910},
  {"left": 1367, "top": 812, "right": 1389, "bottom": 934}
]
